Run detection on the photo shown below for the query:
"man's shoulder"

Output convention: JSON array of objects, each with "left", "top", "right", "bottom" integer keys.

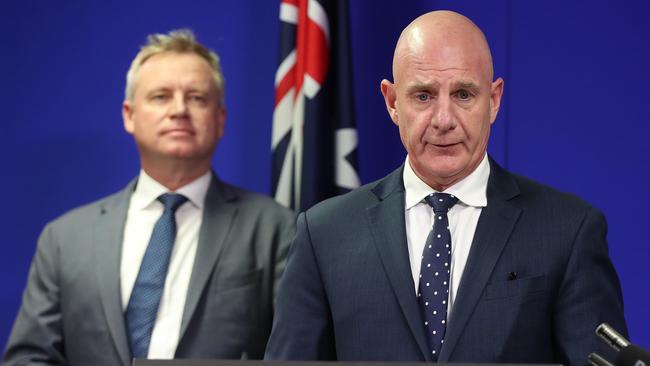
[
  {"left": 507, "top": 169, "right": 599, "bottom": 215},
  {"left": 312, "top": 180, "right": 381, "bottom": 211},
  {"left": 305, "top": 168, "right": 401, "bottom": 218},
  {"left": 45, "top": 183, "right": 133, "bottom": 230},
  {"left": 212, "top": 180, "right": 296, "bottom": 221}
]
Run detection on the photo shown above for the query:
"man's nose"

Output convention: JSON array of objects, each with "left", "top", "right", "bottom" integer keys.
[
  {"left": 431, "top": 96, "right": 455, "bottom": 131},
  {"left": 170, "top": 94, "right": 189, "bottom": 117}
]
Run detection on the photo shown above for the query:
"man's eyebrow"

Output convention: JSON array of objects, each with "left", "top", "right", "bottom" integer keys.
[
  {"left": 145, "top": 87, "right": 171, "bottom": 95},
  {"left": 451, "top": 81, "right": 480, "bottom": 93},
  {"left": 404, "top": 81, "right": 441, "bottom": 92},
  {"left": 187, "top": 87, "right": 209, "bottom": 93}
]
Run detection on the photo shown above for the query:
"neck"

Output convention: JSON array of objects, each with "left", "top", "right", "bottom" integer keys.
[{"left": 140, "top": 158, "right": 211, "bottom": 191}]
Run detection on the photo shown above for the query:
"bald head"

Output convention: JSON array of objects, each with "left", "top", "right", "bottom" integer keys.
[{"left": 393, "top": 10, "right": 494, "bottom": 83}]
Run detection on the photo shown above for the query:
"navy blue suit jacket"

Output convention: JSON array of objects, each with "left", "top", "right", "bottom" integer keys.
[{"left": 265, "top": 158, "right": 627, "bottom": 365}]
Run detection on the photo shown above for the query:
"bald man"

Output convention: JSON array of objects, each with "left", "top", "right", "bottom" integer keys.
[{"left": 264, "top": 10, "right": 627, "bottom": 365}]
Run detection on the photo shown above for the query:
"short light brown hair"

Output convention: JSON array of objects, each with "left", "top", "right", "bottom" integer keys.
[{"left": 125, "top": 29, "right": 225, "bottom": 104}]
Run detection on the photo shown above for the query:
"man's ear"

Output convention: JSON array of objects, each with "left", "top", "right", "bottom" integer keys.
[
  {"left": 123, "top": 100, "right": 135, "bottom": 135},
  {"left": 489, "top": 77, "right": 504, "bottom": 125},
  {"left": 380, "top": 79, "right": 399, "bottom": 126}
]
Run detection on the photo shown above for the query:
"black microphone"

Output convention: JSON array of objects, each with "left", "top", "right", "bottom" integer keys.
[
  {"left": 595, "top": 323, "right": 650, "bottom": 366},
  {"left": 616, "top": 345, "right": 650, "bottom": 366}
]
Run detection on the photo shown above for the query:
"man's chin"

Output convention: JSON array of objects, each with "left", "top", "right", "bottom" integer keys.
[
  {"left": 413, "top": 159, "right": 469, "bottom": 187},
  {"left": 421, "top": 154, "right": 465, "bottom": 173},
  {"left": 155, "top": 147, "right": 205, "bottom": 161}
]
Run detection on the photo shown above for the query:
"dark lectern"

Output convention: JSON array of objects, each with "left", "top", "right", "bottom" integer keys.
[{"left": 134, "top": 360, "right": 562, "bottom": 366}]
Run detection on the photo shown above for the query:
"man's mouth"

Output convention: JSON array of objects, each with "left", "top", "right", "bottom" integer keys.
[
  {"left": 430, "top": 142, "right": 458, "bottom": 148},
  {"left": 162, "top": 128, "right": 194, "bottom": 136}
]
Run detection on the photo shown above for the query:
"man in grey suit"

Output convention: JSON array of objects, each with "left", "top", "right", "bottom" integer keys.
[
  {"left": 3, "top": 30, "right": 295, "bottom": 365},
  {"left": 265, "top": 10, "right": 627, "bottom": 365}
]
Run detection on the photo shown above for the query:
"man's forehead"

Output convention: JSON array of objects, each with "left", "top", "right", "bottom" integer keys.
[
  {"left": 395, "top": 46, "right": 491, "bottom": 86},
  {"left": 397, "top": 51, "right": 473, "bottom": 78},
  {"left": 132, "top": 73, "right": 216, "bottom": 102},
  {"left": 137, "top": 72, "right": 214, "bottom": 89}
]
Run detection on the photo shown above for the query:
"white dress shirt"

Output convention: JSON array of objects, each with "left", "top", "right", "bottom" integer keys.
[
  {"left": 403, "top": 154, "right": 489, "bottom": 319},
  {"left": 120, "top": 170, "right": 211, "bottom": 359}
]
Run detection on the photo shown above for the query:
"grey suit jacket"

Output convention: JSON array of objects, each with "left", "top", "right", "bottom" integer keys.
[
  {"left": 3, "top": 174, "right": 296, "bottom": 366},
  {"left": 265, "top": 158, "right": 627, "bottom": 366}
]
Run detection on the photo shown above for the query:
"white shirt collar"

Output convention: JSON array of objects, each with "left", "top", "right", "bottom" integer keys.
[
  {"left": 403, "top": 154, "right": 490, "bottom": 210},
  {"left": 131, "top": 169, "right": 212, "bottom": 210}
]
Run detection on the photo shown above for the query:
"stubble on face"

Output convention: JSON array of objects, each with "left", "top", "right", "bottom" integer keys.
[{"left": 386, "top": 11, "right": 502, "bottom": 191}]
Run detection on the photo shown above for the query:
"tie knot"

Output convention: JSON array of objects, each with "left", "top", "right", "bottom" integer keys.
[
  {"left": 424, "top": 193, "right": 458, "bottom": 213},
  {"left": 158, "top": 193, "right": 188, "bottom": 212}
]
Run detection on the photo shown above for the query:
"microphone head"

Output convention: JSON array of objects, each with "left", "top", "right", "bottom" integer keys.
[
  {"left": 589, "top": 352, "right": 615, "bottom": 366},
  {"left": 597, "top": 323, "right": 631, "bottom": 351}
]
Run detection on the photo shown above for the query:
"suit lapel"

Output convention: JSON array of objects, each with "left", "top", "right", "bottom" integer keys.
[
  {"left": 366, "top": 167, "right": 431, "bottom": 361},
  {"left": 438, "top": 159, "right": 521, "bottom": 362},
  {"left": 94, "top": 180, "right": 135, "bottom": 366},
  {"left": 179, "top": 175, "right": 237, "bottom": 338}
]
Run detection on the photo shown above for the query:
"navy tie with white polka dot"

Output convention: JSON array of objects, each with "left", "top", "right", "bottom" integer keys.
[
  {"left": 418, "top": 192, "right": 458, "bottom": 360},
  {"left": 125, "top": 193, "right": 188, "bottom": 358}
]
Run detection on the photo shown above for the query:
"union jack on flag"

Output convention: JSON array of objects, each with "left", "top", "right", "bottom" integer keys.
[{"left": 271, "top": 0, "right": 360, "bottom": 212}]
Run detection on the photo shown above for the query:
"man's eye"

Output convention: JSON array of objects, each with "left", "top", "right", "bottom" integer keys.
[
  {"left": 188, "top": 95, "right": 207, "bottom": 103},
  {"left": 455, "top": 90, "right": 472, "bottom": 100},
  {"left": 416, "top": 93, "right": 430, "bottom": 102},
  {"left": 151, "top": 94, "right": 168, "bottom": 101}
]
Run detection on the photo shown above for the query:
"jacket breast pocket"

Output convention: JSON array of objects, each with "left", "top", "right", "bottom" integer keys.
[{"left": 485, "top": 274, "right": 547, "bottom": 300}]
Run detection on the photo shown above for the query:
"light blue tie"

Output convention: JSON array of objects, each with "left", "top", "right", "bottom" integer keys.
[{"left": 125, "top": 193, "right": 187, "bottom": 358}]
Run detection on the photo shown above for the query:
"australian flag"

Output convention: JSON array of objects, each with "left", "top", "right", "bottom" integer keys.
[{"left": 271, "top": 0, "right": 360, "bottom": 212}]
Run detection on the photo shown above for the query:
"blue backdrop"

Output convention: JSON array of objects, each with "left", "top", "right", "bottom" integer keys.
[{"left": 2, "top": 0, "right": 648, "bottom": 351}]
